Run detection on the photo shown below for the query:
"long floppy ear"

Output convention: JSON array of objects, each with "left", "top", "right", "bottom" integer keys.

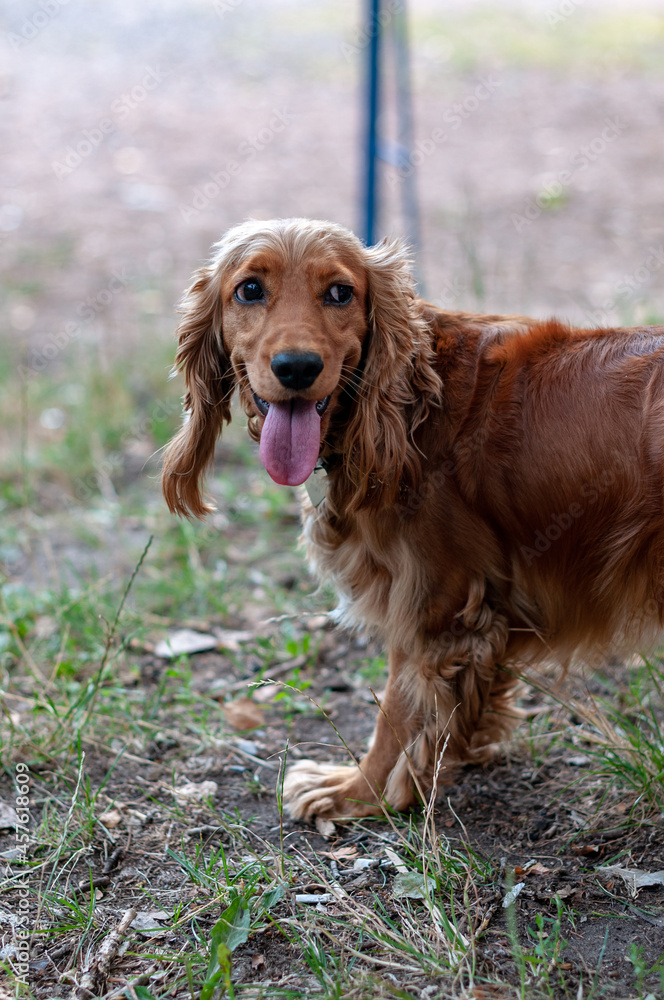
[
  {"left": 343, "top": 239, "right": 442, "bottom": 510},
  {"left": 162, "top": 266, "right": 235, "bottom": 518}
]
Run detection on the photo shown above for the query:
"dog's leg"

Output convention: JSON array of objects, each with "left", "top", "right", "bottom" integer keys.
[
  {"left": 383, "top": 613, "right": 513, "bottom": 801},
  {"left": 283, "top": 647, "right": 420, "bottom": 820},
  {"left": 467, "top": 665, "right": 522, "bottom": 761},
  {"left": 283, "top": 614, "right": 513, "bottom": 821}
]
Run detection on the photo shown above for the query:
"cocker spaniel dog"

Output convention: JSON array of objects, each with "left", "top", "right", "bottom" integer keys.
[{"left": 163, "top": 217, "right": 664, "bottom": 821}]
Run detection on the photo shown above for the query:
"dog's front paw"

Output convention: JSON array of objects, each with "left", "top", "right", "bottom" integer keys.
[{"left": 282, "top": 760, "right": 383, "bottom": 821}]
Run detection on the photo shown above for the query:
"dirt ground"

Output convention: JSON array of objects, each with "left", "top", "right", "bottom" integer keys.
[
  {"left": 4, "top": 626, "right": 664, "bottom": 997},
  {"left": 1, "top": 1, "right": 664, "bottom": 997}
]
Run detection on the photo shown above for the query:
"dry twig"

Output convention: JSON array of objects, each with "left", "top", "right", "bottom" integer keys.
[{"left": 71, "top": 907, "right": 137, "bottom": 999}]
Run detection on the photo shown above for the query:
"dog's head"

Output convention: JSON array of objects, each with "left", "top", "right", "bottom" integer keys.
[{"left": 162, "top": 218, "right": 440, "bottom": 517}]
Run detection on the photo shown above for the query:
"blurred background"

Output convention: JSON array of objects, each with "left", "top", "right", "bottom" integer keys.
[
  {"left": 3, "top": 8, "right": 664, "bottom": 994},
  {"left": 1, "top": 0, "right": 664, "bottom": 607}
]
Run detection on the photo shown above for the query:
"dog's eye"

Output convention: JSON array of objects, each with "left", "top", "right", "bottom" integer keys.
[
  {"left": 325, "top": 284, "right": 353, "bottom": 305},
  {"left": 235, "top": 280, "right": 265, "bottom": 303}
]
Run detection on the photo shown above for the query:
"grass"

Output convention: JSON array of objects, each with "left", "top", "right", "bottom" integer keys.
[
  {"left": 0, "top": 316, "right": 661, "bottom": 1000},
  {"left": 2, "top": 4, "right": 664, "bottom": 985},
  {"left": 1, "top": 314, "right": 663, "bottom": 999},
  {"left": 3, "top": 521, "right": 663, "bottom": 1000}
]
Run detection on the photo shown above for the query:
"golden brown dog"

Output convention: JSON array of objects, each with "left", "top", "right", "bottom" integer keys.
[{"left": 162, "top": 217, "right": 664, "bottom": 821}]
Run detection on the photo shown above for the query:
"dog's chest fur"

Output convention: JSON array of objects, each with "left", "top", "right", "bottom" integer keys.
[{"left": 301, "top": 496, "right": 420, "bottom": 643}]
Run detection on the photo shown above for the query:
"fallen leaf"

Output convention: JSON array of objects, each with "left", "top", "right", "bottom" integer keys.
[
  {"left": 223, "top": 697, "right": 265, "bottom": 731},
  {"left": 502, "top": 883, "right": 526, "bottom": 908},
  {"left": 597, "top": 865, "right": 664, "bottom": 897},
  {"left": 173, "top": 780, "right": 218, "bottom": 803},
  {"left": 212, "top": 627, "right": 254, "bottom": 652},
  {"left": 515, "top": 862, "right": 551, "bottom": 876},
  {"left": 321, "top": 846, "right": 359, "bottom": 861},
  {"left": 384, "top": 847, "right": 409, "bottom": 873},
  {"left": 573, "top": 843, "right": 601, "bottom": 856},
  {"left": 393, "top": 871, "right": 435, "bottom": 899},
  {"left": 98, "top": 808, "right": 123, "bottom": 829},
  {"left": 251, "top": 953, "right": 266, "bottom": 970},
  {"left": 131, "top": 910, "right": 171, "bottom": 933},
  {"left": 154, "top": 629, "right": 218, "bottom": 658}
]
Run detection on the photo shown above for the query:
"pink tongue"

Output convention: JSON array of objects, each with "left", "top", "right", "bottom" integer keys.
[{"left": 259, "top": 398, "right": 322, "bottom": 486}]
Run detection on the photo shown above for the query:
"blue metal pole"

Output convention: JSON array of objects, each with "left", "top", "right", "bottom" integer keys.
[{"left": 363, "top": 0, "right": 381, "bottom": 245}]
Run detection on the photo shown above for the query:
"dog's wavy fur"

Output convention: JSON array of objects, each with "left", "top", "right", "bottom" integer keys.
[{"left": 163, "top": 217, "right": 664, "bottom": 820}]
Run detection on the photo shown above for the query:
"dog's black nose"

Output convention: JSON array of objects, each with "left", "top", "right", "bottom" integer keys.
[{"left": 271, "top": 351, "right": 324, "bottom": 390}]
